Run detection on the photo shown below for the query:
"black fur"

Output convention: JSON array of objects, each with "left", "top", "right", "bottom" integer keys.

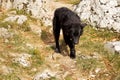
[{"left": 53, "top": 7, "right": 86, "bottom": 59}]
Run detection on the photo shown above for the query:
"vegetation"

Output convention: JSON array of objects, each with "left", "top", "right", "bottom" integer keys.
[
  {"left": 76, "top": 26, "right": 120, "bottom": 79},
  {"left": 55, "top": 0, "right": 80, "bottom": 5},
  {"left": 0, "top": 0, "right": 120, "bottom": 80}
]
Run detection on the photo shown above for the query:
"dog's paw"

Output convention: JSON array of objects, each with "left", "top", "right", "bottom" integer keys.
[
  {"left": 55, "top": 48, "right": 61, "bottom": 53},
  {"left": 70, "top": 51, "right": 76, "bottom": 59}
]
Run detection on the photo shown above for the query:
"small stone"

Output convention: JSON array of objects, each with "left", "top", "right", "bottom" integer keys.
[
  {"left": 33, "top": 69, "right": 56, "bottom": 80},
  {"left": 95, "top": 68, "right": 101, "bottom": 73},
  {"left": 31, "top": 68, "right": 37, "bottom": 72},
  {"left": 4, "top": 39, "right": 9, "bottom": 43},
  {"left": 115, "top": 45, "right": 120, "bottom": 51},
  {"left": 26, "top": 43, "right": 34, "bottom": 49},
  {"left": 17, "top": 15, "right": 27, "bottom": 25},
  {"left": 0, "top": 27, "right": 13, "bottom": 39},
  {"left": 104, "top": 42, "right": 115, "bottom": 53},
  {"left": 104, "top": 41, "right": 120, "bottom": 54},
  {"left": 90, "top": 74, "right": 96, "bottom": 78},
  {"left": 12, "top": 53, "right": 32, "bottom": 67}
]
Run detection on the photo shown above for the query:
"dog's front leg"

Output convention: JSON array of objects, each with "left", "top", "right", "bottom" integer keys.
[{"left": 68, "top": 43, "right": 76, "bottom": 59}]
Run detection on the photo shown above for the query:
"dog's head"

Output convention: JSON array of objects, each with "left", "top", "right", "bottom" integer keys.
[{"left": 68, "top": 23, "right": 86, "bottom": 44}]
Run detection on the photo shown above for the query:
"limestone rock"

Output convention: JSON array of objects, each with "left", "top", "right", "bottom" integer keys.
[
  {"left": 12, "top": 53, "right": 32, "bottom": 67},
  {"left": 33, "top": 69, "right": 56, "bottom": 80},
  {"left": 104, "top": 41, "right": 120, "bottom": 54},
  {"left": 74, "top": 0, "right": 120, "bottom": 32},
  {"left": 0, "top": 0, "right": 72, "bottom": 26},
  {"left": 4, "top": 15, "right": 27, "bottom": 25},
  {"left": 0, "top": 0, "right": 52, "bottom": 26},
  {"left": 0, "top": 27, "right": 14, "bottom": 39}
]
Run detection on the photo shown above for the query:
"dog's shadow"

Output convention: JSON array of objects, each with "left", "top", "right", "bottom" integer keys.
[
  {"left": 41, "top": 29, "right": 69, "bottom": 56},
  {"left": 41, "top": 29, "right": 54, "bottom": 45},
  {"left": 60, "top": 40, "right": 69, "bottom": 56}
]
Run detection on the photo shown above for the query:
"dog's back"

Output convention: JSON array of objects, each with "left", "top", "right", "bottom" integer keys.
[{"left": 54, "top": 7, "right": 80, "bottom": 26}]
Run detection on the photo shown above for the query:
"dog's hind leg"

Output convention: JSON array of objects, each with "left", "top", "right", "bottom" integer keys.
[{"left": 53, "top": 16, "right": 61, "bottom": 53}]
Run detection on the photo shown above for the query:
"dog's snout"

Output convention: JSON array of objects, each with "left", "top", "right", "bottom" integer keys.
[
  {"left": 74, "top": 41, "right": 79, "bottom": 44},
  {"left": 74, "top": 38, "right": 79, "bottom": 44}
]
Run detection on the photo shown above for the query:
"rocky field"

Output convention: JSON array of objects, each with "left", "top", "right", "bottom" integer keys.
[{"left": 0, "top": 0, "right": 120, "bottom": 80}]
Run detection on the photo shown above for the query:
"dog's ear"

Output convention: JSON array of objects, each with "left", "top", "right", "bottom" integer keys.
[{"left": 81, "top": 23, "right": 87, "bottom": 29}]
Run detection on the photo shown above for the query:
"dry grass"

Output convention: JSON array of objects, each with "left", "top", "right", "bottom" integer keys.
[{"left": 55, "top": 0, "right": 80, "bottom": 4}]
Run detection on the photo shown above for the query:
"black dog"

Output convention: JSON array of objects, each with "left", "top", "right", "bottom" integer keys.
[{"left": 53, "top": 7, "right": 86, "bottom": 58}]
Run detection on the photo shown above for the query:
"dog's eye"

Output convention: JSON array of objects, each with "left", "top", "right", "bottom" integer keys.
[
  {"left": 70, "top": 38, "right": 72, "bottom": 41},
  {"left": 74, "top": 32, "right": 79, "bottom": 36}
]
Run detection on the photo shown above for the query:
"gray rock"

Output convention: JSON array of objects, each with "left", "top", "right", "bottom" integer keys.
[
  {"left": 4, "top": 15, "right": 27, "bottom": 25},
  {"left": 33, "top": 69, "right": 56, "bottom": 80},
  {"left": 74, "top": 0, "right": 120, "bottom": 32},
  {"left": 12, "top": 53, "right": 32, "bottom": 67},
  {"left": 0, "top": 27, "right": 14, "bottom": 39},
  {"left": 1, "top": 0, "right": 52, "bottom": 26},
  {"left": 104, "top": 42, "right": 115, "bottom": 53},
  {"left": 104, "top": 41, "right": 120, "bottom": 54}
]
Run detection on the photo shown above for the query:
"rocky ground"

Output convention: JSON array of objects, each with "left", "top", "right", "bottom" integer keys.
[{"left": 0, "top": 0, "right": 120, "bottom": 80}]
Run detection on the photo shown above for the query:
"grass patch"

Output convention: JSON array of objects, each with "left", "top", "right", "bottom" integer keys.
[
  {"left": 19, "top": 21, "right": 31, "bottom": 31},
  {"left": 104, "top": 52, "right": 120, "bottom": 73},
  {"left": 0, "top": 9, "right": 31, "bottom": 32},
  {"left": 16, "top": 9, "right": 28, "bottom": 15},
  {"left": 49, "top": 77, "right": 58, "bottom": 80},
  {"left": 29, "top": 48, "right": 44, "bottom": 66},
  {"left": 78, "top": 26, "right": 120, "bottom": 54},
  {"left": 9, "top": 34, "right": 25, "bottom": 46},
  {"left": 65, "top": 76, "right": 73, "bottom": 80},
  {"left": 4, "top": 34, "right": 28, "bottom": 53},
  {"left": 76, "top": 26, "right": 120, "bottom": 79},
  {"left": 68, "top": 0, "right": 80, "bottom": 5},
  {"left": 0, "top": 22, "right": 11, "bottom": 28},
  {"left": 0, "top": 73, "right": 20, "bottom": 80},
  {"left": 0, "top": 20, "right": 30, "bottom": 32},
  {"left": 77, "top": 57, "right": 102, "bottom": 72},
  {"left": 0, "top": 14, "right": 7, "bottom": 22},
  {"left": 55, "top": 0, "right": 80, "bottom": 4}
]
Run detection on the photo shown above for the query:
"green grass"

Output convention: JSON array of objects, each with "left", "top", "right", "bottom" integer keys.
[
  {"left": 0, "top": 20, "right": 30, "bottom": 32},
  {"left": 55, "top": 0, "right": 80, "bottom": 5},
  {"left": 28, "top": 48, "right": 44, "bottom": 66},
  {"left": 0, "top": 14, "right": 7, "bottom": 22},
  {"left": 76, "top": 26, "right": 120, "bottom": 79},
  {"left": 65, "top": 76, "right": 73, "bottom": 80},
  {"left": 0, "top": 73, "right": 20, "bottom": 80},
  {"left": 77, "top": 56, "right": 103, "bottom": 72},
  {"left": 16, "top": 9, "right": 28, "bottom": 15},
  {"left": 78, "top": 26, "right": 120, "bottom": 53},
  {"left": 68, "top": 0, "right": 80, "bottom": 5},
  {"left": 0, "top": 9, "right": 31, "bottom": 31}
]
